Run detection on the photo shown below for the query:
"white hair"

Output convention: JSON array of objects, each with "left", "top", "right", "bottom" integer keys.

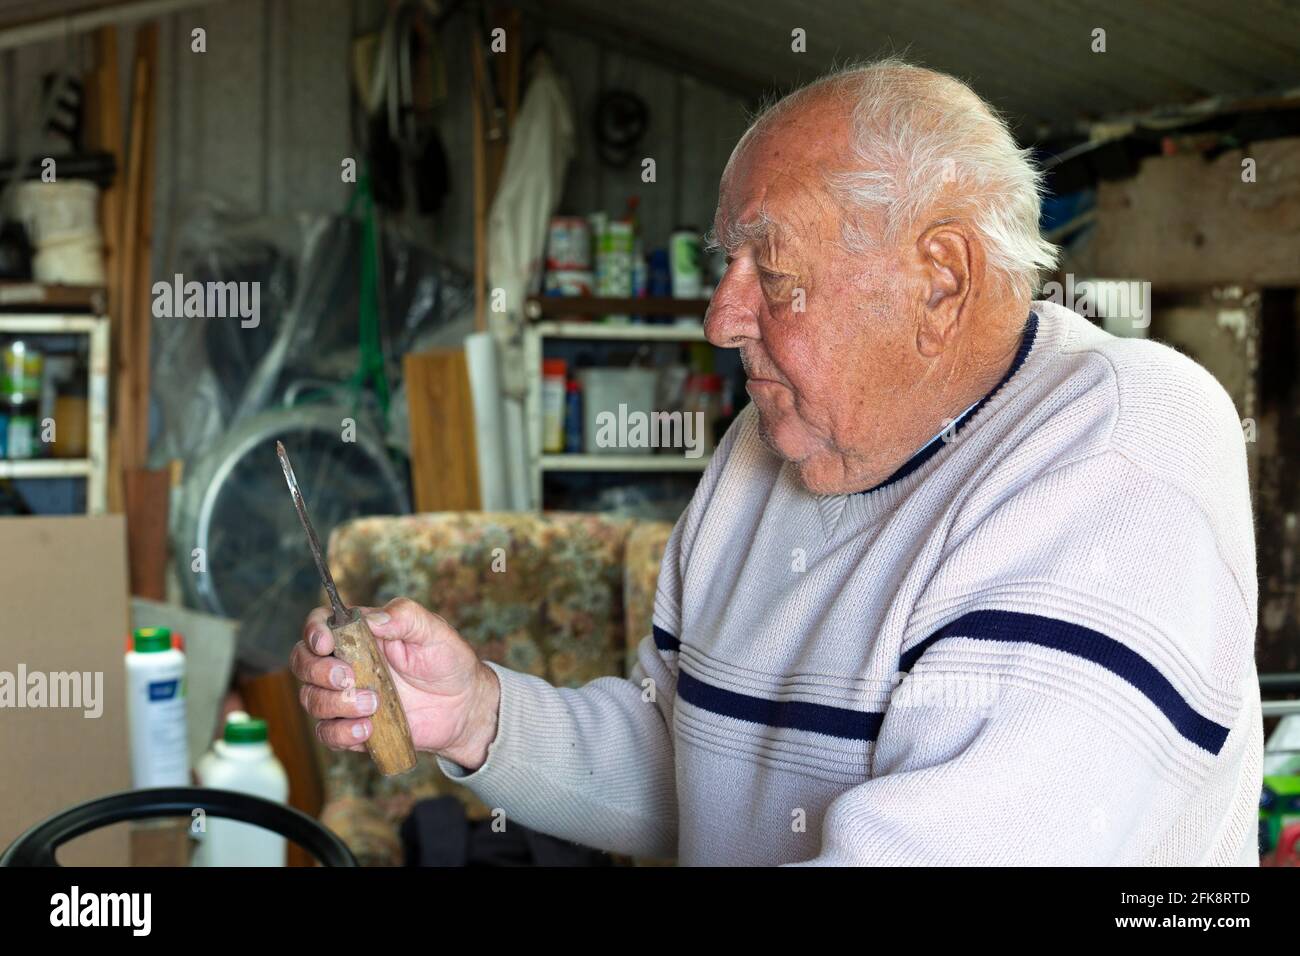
[{"left": 755, "top": 58, "right": 1058, "bottom": 299}]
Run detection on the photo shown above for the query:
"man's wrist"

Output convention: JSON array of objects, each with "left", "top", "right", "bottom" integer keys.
[{"left": 440, "top": 662, "right": 501, "bottom": 771}]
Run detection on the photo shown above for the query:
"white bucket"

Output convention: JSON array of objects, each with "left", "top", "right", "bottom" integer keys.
[
  {"left": 578, "top": 367, "right": 659, "bottom": 455},
  {"left": 33, "top": 236, "right": 106, "bottom": 284},
  {"left": 11, "top": 180, "right": 101, "bottom": 247}
]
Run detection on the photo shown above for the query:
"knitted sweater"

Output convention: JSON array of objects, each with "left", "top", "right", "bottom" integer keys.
[{"left": 439, "top": 300, "right": 1263, "bottom": 866}]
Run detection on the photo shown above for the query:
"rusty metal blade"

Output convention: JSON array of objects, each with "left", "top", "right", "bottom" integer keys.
[{"left": 276, "top": 440, "right": 348, "bottom": 623}]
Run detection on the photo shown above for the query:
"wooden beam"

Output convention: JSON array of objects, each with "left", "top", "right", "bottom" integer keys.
[
  {"left": 1090, "top": 137, "right": 1300, "bottom": 288},
  {"left": 115, "top": 22, "right": 158, "bottom": 478}
]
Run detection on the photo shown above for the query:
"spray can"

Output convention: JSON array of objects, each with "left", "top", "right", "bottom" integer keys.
[
  {"left": 194, "top": 712, "right": 290, "bottom": 866},
  {"left": 125, "top": 627, "right": 189, "bottom": 788},
  {"left": 564, "top": 377, "right": 583, "bottom": 453}
]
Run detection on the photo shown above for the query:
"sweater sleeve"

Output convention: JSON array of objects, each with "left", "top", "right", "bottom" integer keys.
[
  {"left": 789, "top": 449, "right": 1258, "bottom": 866},
  {"left": 433, "top": 522, "right": 686, "bottom": 857},
  {"left": 434, "top": 642, "right": 679, "bottom": 857},
  {"left": 433, "top": 410, "right": 751, "bottom": 856},
  {"left": 432, "top": 515, "right": 704, "bottom": 859}
]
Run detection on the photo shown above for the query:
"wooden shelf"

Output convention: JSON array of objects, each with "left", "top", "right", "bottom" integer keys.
[
  {"left": 541, "top": 453, "right": 712, "bottom": 472},
  {"left": 525, "top": 295, "right": 710, "bottom": 319},
  {"left": 533, "top": 320, "right": 706, "bottom": 342},
  {"left": 0, "top": 458, "right": 94, "bottom": 479},
  {"left": 0, "top": 313, "right": 107, "bottom": 333},
  {"left": 0, "top": 282, "right": 107, "bottom": 313}
]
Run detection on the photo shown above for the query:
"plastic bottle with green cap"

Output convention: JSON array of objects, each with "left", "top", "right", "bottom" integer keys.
[
  {"left": 194, "top": 710, "right": 290, "bottom": 866},
  {"left": 125, "top": 627, "right": 189, "bottom": 788}
]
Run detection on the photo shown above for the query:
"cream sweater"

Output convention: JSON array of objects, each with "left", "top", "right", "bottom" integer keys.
[{"left": 440, "top": 300, "right": 1263, "bottom": 866}]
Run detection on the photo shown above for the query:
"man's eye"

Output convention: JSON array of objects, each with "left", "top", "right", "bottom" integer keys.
[{"left": 758, "top": 268, "right": 787, "bottom": 283}]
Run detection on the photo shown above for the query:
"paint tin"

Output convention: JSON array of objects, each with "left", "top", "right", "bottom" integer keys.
[
  {"left": 546, "top": 216, "right": 592, "bottom": 271},
  {"left": 1, "top": 395, "right": 37, "bottom": 459},
  {"left": 544, "top": 269, "right": 595, "bottom": 297},
  {"left": 1, "top": 339, "right": 43, "bottom": 401}
]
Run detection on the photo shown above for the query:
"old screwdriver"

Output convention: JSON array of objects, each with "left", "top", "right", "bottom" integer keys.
[{"left": 276, "top": 441, "right": 416, "bottom": 776}]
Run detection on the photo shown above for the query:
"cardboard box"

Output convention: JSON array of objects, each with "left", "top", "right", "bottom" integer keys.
[{"left": 0, "top": 516, "right": 131, "bottom": 865}]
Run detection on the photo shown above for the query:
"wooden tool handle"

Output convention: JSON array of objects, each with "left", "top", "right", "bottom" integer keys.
[{"left": 329, "top": 608, "right": 417, "bottom": 776}]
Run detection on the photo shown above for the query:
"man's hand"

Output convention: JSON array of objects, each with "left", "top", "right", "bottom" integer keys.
[{"left": 290, "top": 597, "right": 501, "bottom": 771}]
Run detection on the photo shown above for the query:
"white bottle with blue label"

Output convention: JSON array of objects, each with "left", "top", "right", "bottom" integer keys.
[{"left": 125, "top": 627, "right": 190, "bottom": 788}]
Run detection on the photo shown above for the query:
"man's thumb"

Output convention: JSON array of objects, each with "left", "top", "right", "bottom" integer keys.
[{"left": 362, "top": 598, "right": 432, "bottom": 644}]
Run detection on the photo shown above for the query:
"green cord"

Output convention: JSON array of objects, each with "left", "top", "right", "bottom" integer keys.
[{"left": 346, "top": 172, "right": 391, "bottom": 426}]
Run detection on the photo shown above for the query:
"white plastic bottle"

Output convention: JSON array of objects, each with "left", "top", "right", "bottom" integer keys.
[
  {"left": 125, "top": 627, "right": 190, "bottom": 788},
  {"left": 194, "top": 712, "right": 290, "bottom": 866}
]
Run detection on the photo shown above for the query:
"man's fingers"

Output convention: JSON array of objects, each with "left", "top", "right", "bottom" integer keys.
[
  {"left": 364, "top": 596, "right": 452, "bottom": 646},
  {"left": 301, "top": 606, "right": 335, "bottom": 656},
  {"left": 299, "top": 683, "right": 379, "bottom": 720},
  {"left": 290, "top": 641, "right": 355, "bottom": 690},
  {"left": 315, "top": 718, "right": 370, "bottom": 751}
]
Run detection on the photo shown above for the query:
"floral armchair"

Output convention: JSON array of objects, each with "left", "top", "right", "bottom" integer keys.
[{"left": 317, "top": 511, "right": 672, "bottom": 865}]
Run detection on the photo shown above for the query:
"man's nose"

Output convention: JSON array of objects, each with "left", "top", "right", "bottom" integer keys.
[{"left": 704, "top": 264, "right": 762, "bottom": 349}]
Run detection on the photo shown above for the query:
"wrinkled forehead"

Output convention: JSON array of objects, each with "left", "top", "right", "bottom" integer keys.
[{"left": 713, "top": 110, "right": 850, "bottom": 254}]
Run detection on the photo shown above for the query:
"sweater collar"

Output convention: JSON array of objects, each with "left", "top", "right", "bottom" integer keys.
[{"left": 851, "top": 309, "right": 1039, "bottom": 498}]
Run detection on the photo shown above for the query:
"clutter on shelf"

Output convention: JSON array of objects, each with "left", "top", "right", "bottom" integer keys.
[{"left": 540, "top": 198, "right": 723, "bottom": 324}]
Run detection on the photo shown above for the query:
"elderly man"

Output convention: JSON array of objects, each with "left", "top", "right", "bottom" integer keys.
[{"left": 294, "top": 59, "right": 1262, "bottom": 865}]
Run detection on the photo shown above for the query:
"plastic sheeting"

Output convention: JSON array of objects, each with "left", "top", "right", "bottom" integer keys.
[
  {"left": 150, "top": 196, "right": 474, "bottom": 466},
  {"left": 154, "top": 198, "right": 470, "bottom": 665}
]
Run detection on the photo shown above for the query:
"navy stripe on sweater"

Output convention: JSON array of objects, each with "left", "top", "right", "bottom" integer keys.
[
  {"left": 652, "top": 624, "right": 680, "bottom": 652},
  {"left": 677, "top": 670, "right": 884, "bottom": 741},
  {"left": 899, "top": 609, "right": 1231, "bottom": 755}
]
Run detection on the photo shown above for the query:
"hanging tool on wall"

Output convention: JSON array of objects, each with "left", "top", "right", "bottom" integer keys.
[{"left": 350, "top": 0, "right": 454, "bottom": 214}]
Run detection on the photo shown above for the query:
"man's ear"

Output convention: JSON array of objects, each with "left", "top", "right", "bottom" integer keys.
[{"left": 914, "top": 223, "right": 977, "bottom": 358}]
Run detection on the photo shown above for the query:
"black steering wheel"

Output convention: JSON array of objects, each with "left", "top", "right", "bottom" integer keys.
[{"left": 0, "top": 787, "right": 357, "bottom": 867}]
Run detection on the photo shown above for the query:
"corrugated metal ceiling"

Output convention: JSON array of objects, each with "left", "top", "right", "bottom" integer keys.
[
  {"left": 540, "top": 0, "right": 1300, "bottom": 132},
  {"left": 1, "top": 0, "right": 1298, "bottom": 133}
]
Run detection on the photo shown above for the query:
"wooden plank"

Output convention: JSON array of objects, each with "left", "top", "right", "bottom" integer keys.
[
  {"left": 129, "top": 819, "right": 192, "bottom": 866},
  {"left": 0, "top": 282, "right": 106, "bottom": 311},
  {"left": 1091, "top": 137, "right": 1300, "bottom": 287},
  {"left": 404, "top": 348, "right": 481, "bottom": 512},
  {"left": 115, "top": 23, "right": 150, "bottom": 475},
  {"left": 86, "top": 26, "right": 123, "bottom": 326},
  {"left": 123, "top": 465, "right": 169, "bottom": 599},
  {"left": 128, "top": 23, "right": 157, "bottom": 469}
]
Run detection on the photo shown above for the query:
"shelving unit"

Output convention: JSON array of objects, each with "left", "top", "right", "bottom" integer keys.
[
  {"left": 540, "top": 453, "right": 711, "bottom": 472},
  {"left": 0, "top": 312, "right": 110, "bottom": 514},
  {"left": 522, "top": 299, "right": 716, "bottom": 510}
]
